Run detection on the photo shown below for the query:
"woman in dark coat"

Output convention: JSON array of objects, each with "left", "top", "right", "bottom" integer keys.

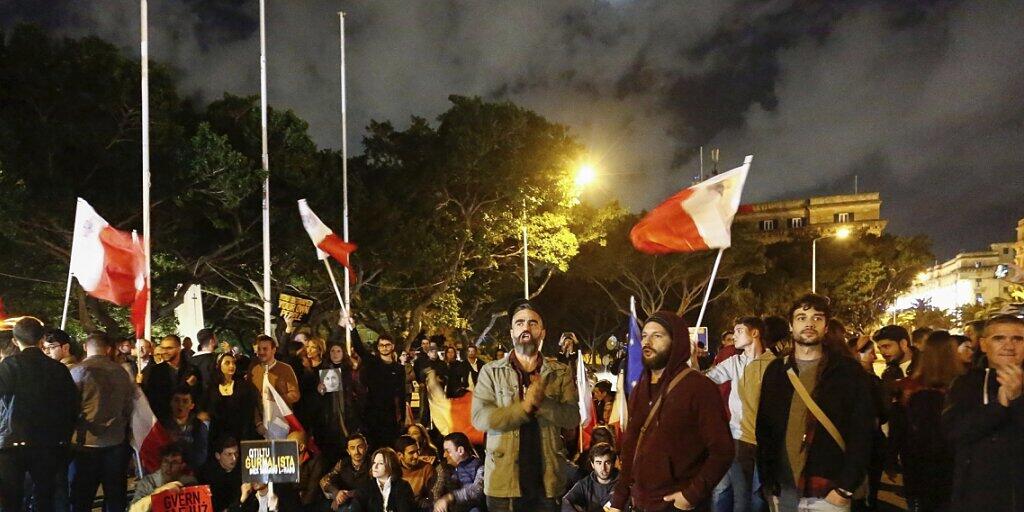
[
  {"left": 356, "top": 447, "right": 415, "bottom": 512},
  {"left": 201, "top": 352, "right": 261, "bottom": 443}
]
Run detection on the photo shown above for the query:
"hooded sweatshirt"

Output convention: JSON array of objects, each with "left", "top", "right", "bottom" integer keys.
[{"left": 610, "top": 311, "right": 735, "bottom": 511}]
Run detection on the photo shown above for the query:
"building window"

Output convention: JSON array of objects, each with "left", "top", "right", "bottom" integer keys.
[
  {"left": 789, "top": 217, "right": 805, "bottom": 229},
  {"left": 759, "top": 219, "right": 777, "bottom": 231},
  {"left": 834, "top": 212, "right": 853, "bottom": 223},
  {"left": 1004, "top": 248, "right": 1010, "bottom": 255}
]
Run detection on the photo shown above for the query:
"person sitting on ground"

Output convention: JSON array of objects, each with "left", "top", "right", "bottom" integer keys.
[
  {"left": 163, "top": 386, "right": 210, "bottom": 471},
  {"left": 394, "top": 435, "right": 439, "bottom": 511},
  {"left": 130, "top": 445, "right": 199, "bottom": 512},
  {"left": 406, "top": 423, "right": 439, "bottom": 463},
  {"left": 561, "top": 442, "right": 618, "bottom": 512},
  {"left": 357, "top": 447, "right": 416, "bottom": 512},
  {"left": 320, "top": 434, "right": 372, "bottom": 511},
  {"left": 199, "top": 436, "right": 242, "bottom": 512},
  {"left": 433, "top": 432, "right": 485, "bottom": 512}
]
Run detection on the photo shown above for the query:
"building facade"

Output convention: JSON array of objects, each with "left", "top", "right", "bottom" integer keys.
[
  {"left": 892, "top": 241, "right": 1019, "bottom": 312},
  {"left": 735, "top": 192, "right": 887, "bottom": 242}
]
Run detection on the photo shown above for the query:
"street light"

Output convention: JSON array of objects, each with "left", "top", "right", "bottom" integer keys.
[
  {"left": 575, "top": 163, "right": 597, "bottom": 189},
  {"left": 812, "top": 227, "right": 851, "bottom": 294}
]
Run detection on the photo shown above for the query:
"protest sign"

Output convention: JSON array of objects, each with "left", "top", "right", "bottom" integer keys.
[{"left": 241, "top": 439, "right": 301, "bottom": 483}]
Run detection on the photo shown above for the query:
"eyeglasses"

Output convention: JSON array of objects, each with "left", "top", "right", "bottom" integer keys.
[{"left": 42, "top": 343, "right": 64, "bottom": 352}]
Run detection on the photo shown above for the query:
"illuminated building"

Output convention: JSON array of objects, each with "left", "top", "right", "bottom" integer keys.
[
  {"left": 735, "top": 192, "right": 887, "bottom": 242},
  {"left": 892, "top": 241, "right": 1018, "bottom": 312}
]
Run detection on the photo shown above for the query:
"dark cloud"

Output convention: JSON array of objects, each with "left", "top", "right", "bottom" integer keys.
[{"left": 2, "top": 0, "right": 1021, "bottom": 257}]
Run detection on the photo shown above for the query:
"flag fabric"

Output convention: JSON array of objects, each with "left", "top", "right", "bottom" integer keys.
[
  {"left": 577, "top": 355, "right": 597, "bottom": 450},
  {"left": 130, "top": 387, "right": 172, "bottom": 474},
  {"left": 262, "top": 372, "right": 305, "bottom": 440},
  {"left": 625, "top": 298, "right": 644, "bottom": 396},
  {"left": 630, "top": 155, "right": 752, "bottom": 254},
  {"left": 607, "top": 370, "right": 629, "bottom": 439},
  {"left": 424, "top": 371, "right": 485, "bottom": 445},
  {"left": 297, "top": 199, "right": 357, "bottom": 282},
  {"left": 69, "top": 199, "right": 148, "bottom": 337}
]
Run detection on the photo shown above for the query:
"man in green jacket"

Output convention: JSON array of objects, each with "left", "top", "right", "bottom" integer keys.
[{"left": 472, "top": 299, "right": 580, "bottom": 512}]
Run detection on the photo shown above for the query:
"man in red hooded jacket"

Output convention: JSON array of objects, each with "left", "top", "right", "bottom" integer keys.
[{"left": 608, "top": 311, "right": 734, "bottom": 512}]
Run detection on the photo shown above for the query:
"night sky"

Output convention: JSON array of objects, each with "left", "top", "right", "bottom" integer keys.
[{"left": 3, "top": 0, "right": 1022, "bottom": 258}]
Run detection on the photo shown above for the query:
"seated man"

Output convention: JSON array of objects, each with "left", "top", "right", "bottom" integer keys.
[
  {"left": 320, "top": 434, "right": 371, "bottom": 511},
  {"left": 396, "top": 435, "right": 439, "bottom": 510},
  {"left": 130, "top": 445, "right": 199, "bottom": 512},
  {"left": 163, "top": 387, "right": 209, "bottom": 471},
  {"left": 434, "top": 432, "right": 484, "bottom": 512},
  {"left": 561, "top": 443, "right": 618, "bottom": 512},
  {"left": 198, "top": 436, "right": 241, "bottom": 512}
]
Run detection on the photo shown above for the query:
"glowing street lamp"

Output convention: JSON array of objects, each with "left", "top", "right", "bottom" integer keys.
[
  {"left": 812, "top": 227, "right": 853, "bottom": 294},
  {"left": 575, "top": 163, "right": 597, "bottom": 189}
]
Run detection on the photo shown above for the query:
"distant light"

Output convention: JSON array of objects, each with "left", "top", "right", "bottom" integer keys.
[
  {"left": 917, "top": 272, "right": 929, "bottom": 282},
  {"left": 575, "top": 163, "right": 597, "bottom": 189},
  {"left": 836, "top": 227, "right": 851, "bottom": 239}
]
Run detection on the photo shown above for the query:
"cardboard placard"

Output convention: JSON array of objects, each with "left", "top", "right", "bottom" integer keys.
[
  {"left": 241, "top": 440, "right": 301, "bottom": 483},
  {"left": 278, "top": 293, "right": 315, "bottom": 323},
  {"left": 151, "top": 485, "right": 212, "bottom": 512}
]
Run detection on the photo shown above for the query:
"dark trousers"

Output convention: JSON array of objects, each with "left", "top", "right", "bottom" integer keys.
[
  {"left": 0, "top": 446, "right": 65, "bottom": 512},
  {"left": 485, "top": 496, "right": 559, "bottom": 512},
  {"left": 68, "top": 444, "right": 129, "bottom": 512}
]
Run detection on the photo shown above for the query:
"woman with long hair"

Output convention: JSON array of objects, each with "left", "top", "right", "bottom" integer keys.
[
  {"left": 312, "top": 340, "right": 365, "bottom": 463},
  {"left": 296, "top": 337, "right": 327, "bottom": 438},
  {"left": 891, "top": 330, "right": 961, "bottom": 512},
  {"left": 404, "top": 423, "right": 438, "bottom": 462},
  {"left": 358, "top": 447, "right": 415, "bottom": 512},
  {"left": 200, "top": 352, "right": 261, "bottom": 443}
]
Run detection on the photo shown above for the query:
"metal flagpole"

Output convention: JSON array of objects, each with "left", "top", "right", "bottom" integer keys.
[
  {"left": 323, "top": 260, "right": 349, "bottom": 318},
  {"left": 339, "top": 12, "right": 353, "bottom": 353},
  {"left": 140, "top": 0, "right": 152, "bottom": 340},
  {"left": 60, "top": 265, "right": 73, "bottom": 330},
  {"left": 259, "top": 0, "right": 272, "bottom": 335},
  {"left": 694, "top": 248, "right": 725, "bottom": 329}
]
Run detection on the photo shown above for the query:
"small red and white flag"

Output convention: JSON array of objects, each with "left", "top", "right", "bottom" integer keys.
[
  {"left": 130, "top": 387, "right": 172, "bottom": 474},
  {"left": 297, "top": 199, "right": 357, "bottom": 282},
  {"left": 262, "top": 372, "right": 305, "bottom": 440},
  {"left": 69, "top": 199, "right": 148, "bottom": 337},
  {"left": 607, "top": 370, "right": 628, "bottom": 442},
  {"left": 577, "top": 355, "right": 598, "bottom": 450},
  {"left": 630, "top": 155, "right": 752, "bottom": 254}
]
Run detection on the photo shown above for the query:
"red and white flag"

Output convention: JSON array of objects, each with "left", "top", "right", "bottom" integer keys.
[
  {"left": 577, "top": 355, "right": 597, "bottom": 450},
  {"left": 297, "top": 200, "right": 357, "bottom": 282},
  {"left": 69, "top": 198, "right": 148, "bottom": 337},
  {"left": 130, "top": 387, "right": 171, "bottom": 474},
  {"left": 630, "top": 155, "right": 752, "bottom": 254},
  {"left": 262, "top": 372, "right": 304, "bottom": 440},
  {"left": 607, "top": 370, "right": 628, "bottom": 442}
]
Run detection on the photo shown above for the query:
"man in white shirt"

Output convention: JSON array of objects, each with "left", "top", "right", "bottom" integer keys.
[{"left": 704, "top": 316, "right": 767, "bottom": 512}]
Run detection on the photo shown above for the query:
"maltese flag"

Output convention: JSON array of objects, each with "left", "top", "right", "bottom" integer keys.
[
  {"left": 262, "top": 372, "right": 305, "bottom": 440},
  {"left": 298, "top": 199, "right": 357, "bottom": 282},
  {"left": 630, "top": 155, "right": 752, "bottom": 254},
  {"left": 69, "top": 198, "right": 148, "bottom": 337}
]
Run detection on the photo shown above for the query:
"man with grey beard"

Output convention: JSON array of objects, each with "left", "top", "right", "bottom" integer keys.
[{"left": 472, "top": 299, "right": 579, "bottom": 512}]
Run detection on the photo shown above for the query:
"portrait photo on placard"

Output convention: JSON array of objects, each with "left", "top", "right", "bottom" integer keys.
[{"left": 320, "top": 368, "right": 342, "bottom": 393}]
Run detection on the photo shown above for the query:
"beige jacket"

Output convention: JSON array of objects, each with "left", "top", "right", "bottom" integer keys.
[
  {"left": 471, "top": 355, "right": 579, "bottom": 498},
  {"left": 737, "top": 350, "right": 776, "bottom": 444}
]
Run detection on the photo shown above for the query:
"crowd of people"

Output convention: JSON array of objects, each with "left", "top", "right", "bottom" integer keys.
[{"left": 0, "top": 291, "right": 1020, "bottom": 512}]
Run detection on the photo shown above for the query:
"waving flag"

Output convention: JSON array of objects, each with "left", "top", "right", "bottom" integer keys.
[
  {"left": 297, "top": 199, "right": 357, "bottom": 282},
  {"left": 130, "top": 387, "right": 171, "bottom": 474},
  {"left": 262, "top": 372, "right": 305, "bottom": 440},
  {"left": 577, "top": 355, "right": 597, "bottom": 450},
  {"left": 607, "top": 370, "right": 628, "bottom": 437},
  {"left": 630, "top": 155, "right": 752, "bottom": 254},
  {"left": 625, "top": 297, "right": 644, "bottom": 396},
  {"left": 69, "top": 199, "right": 148, "bottom": 337},
  {"left": 425, "top": 371, "right": 484, "bottom": 445}
]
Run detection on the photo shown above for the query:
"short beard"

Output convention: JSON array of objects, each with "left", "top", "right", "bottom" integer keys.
[
  {"left": 794, "top": 334, "right": 822, "bottom": 347},
  {"left": 642, "top": 349, "right": 670, "bottom": 371}
]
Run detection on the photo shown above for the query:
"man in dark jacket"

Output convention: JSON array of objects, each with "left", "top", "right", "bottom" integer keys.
[
  {"left": 190, "top": 328, "right": 219, "bottom": 397},
  {"left": 609, "top": 311, "right": 734, "bottom": 512},
  {"left": 346, "top": 318, "right": 407, "bottom": 450},
  {"left": 436, "top": 432, "right": 484, "bottom": 512},
  {"left": 142, "top": 334, "right": 201, "bottom": 423},
  {"left": 198, "top": 436, "right": 241, "bottom": 512},
  {"left": 756, "top": 294, "right": 874, "bottom": 512},
  {"left": 562, "top": 442, "right": 618, "bottom": 512},
  {"left": 943, "top": 314, "right": 1024, "bottom": 512},
  {"left": 0, "top": 317, "right": 80, "bottom": 512},
  {"left": 320, "top": 433, "right": 371, "bottom": 511}
]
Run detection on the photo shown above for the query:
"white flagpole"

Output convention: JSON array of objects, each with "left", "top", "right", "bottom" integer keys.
[
  {"left": 522, "top": 199, "right": 529, "bottom": 299},
  {"left": 323, "top": 260, "right": 349, "bottom": 317},
  {"left": 339, "top": 12, "right": 352, "bottom": 353},
  {"left": 259, "top": 0, "right": 272, "bottom": 335},
  {"left": 140, "top": 0, "right": 152, "bottom": 340},
  {"left": 694, "top": 248, "right": 725, "bottom": 329},
  {"left": 60, "top": 265, "right": 73, "bottom": 330}
]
